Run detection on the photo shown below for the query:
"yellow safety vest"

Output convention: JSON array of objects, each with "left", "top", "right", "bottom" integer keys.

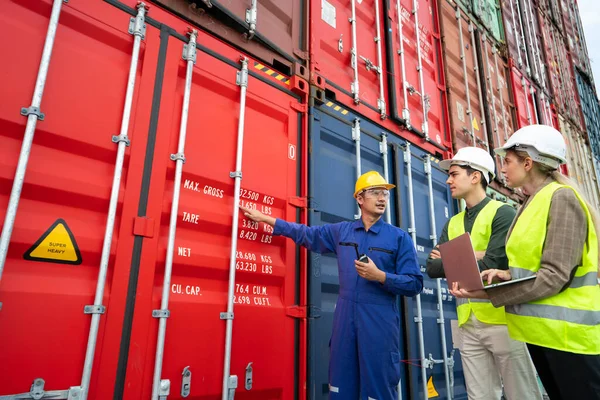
[
  {"left": 505, "top": 182, "right": 600, "bottom": 354},
  {"left": 448, "top": 200, "right": 507, "bottom": 326}
]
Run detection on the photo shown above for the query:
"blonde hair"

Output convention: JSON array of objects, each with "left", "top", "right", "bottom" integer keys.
[{"left": 511, "top": 149, "right": 600, "bottom": 264}]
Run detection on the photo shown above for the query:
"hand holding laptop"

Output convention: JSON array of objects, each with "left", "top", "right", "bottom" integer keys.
[{"left": 438, "top": 233, "right": 536, "bottom": 296}]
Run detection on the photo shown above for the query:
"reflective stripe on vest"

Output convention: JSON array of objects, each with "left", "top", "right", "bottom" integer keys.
[
  {"left": 448, "top": 200, "right": 506, "bottom": 326},
  {"left": 505, "top": 182, "right": 600, "bottom": 354}
]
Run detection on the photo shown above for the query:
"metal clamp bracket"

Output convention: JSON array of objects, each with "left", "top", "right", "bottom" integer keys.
[
  {"left": 245, "top": 1, "right": 257, "bottom": 39},
  {"left": 158, "top": 379, "right": 170, "bottom": 400},
  {"left": 170, "top": 153, "right": 186, "bottom": 163},
  {"left": 21, "top": 106, "right": 45, "bottom": 121},
  {"left": 226, "top": 376, "right": 238, "bottom": 400},
  {"left": 182, "top": 43, "right": 197, "bottom": 64},
  {"left": 220, "top": 312, "right": 234, "bottom": 320},
  {"left": 84, "top": 305, "right": 106, "bottom": 315},
  {"left": 181, "top": 366, "right": 191, "bottom": 397},
  {"left": 351, "top": 119, "right": 361, "bottom": 141},
  {"left": 152, "top": 309, "right": 170, "bottom": 318},
  {"left": 236, "top": 69, "right": 249, "bottom": 87},
  {"left": 229, "top": 171, "right": 242, "bottom": 179},
  {"left": 129, "top": 6, "right": 147, "bottom": 40},
  {"left": 112, "top": 134, "right": 131, "bottom": 146},
  {"left": 423, "top": 160, "right": 432, "bottom": 175}
]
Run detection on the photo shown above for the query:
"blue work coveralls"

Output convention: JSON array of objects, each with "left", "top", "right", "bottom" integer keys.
[{"left": 273, "top": 218, "right": 423, "bottom": 399}]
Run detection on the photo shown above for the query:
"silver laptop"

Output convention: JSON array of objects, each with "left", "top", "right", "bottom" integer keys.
[{"left": 438, "top": 232, "right": 536, "bottom": 291}]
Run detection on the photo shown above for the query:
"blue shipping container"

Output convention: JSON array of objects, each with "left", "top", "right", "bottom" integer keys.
[
  {"left": 576, "top": 71, "right": 600, "bottom": 159},
  {"left": 306, "top": 99, "right": 468, "bottom": 399}
]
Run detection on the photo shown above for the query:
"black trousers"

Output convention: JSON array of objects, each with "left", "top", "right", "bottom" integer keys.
[{"left": 527, "top": 343, "right": 600, "bottom": 400}]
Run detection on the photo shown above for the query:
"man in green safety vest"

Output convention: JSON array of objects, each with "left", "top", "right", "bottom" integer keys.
[{"left": 426, "top": 147, "right": 542, "bottom": 400}]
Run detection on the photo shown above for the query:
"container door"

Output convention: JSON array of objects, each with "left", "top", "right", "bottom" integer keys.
[
  {"left": 576, "top": 71, "right": 600, "bottom": 158},
  {"left": 114, "top": 4, "right": 306, "bottom": 399},
  {"left": 501, "top": 0, "right": 529, "bottom": 77},
  {"left": 0, "top": 1, "right": 161, "bottom": 398},
  {"left": 385, "top": 0, "right": 451, "bottom": 149},
  {"left": 439, "top": 1, "right": 489, "bottom": 152},
  {"left": 520, "top": 0, "right": 548, "bottom": 90},
  {"left": 472, "top": 0, "right": 505, "bottom": 43},
  {"left": 397, "top": 146, "right": 466, "bottom": 400},
  {"left": 478, "top": 33, "right": 516, "bottom": 182},
  {"left": 310, "top": 0, "right": 389, "bottom": 116},
  {"left": 510, "top": 67, "right": 538, "bottom": 128},
  {"left": 307, "top": 102, "right": 411, "bottom": 399}
]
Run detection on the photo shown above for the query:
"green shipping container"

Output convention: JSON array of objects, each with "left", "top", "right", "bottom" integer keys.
[{"left": 471, "top": 0, "right": 505, "bottom": 43}]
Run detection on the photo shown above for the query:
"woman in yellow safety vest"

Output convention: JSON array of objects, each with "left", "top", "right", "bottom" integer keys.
[{"left": 450, "top": 124, "right": 600, "bottom": 400}]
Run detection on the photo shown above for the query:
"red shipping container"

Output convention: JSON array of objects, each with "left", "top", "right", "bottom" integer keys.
[
  {"left": 439, "top": 1, "right": 489, "bottom": 151},
  {"left": 535, "top": 0, "right": 562, "bottom": 33},
  {"left": 439, "top": 0, "right": 517, "bottom": 194},
  {"left": 509, "top": 66, "right": 540, "bottom": 128},
  {"left": 478, "top": 32, "right": 518, "bottom": 183},
  {"left": 558, "top": 0, "right": 594, "bottom": 82},
  {"left": 501, "top": 0, "right": 550, "bottom": 94},
  {"left": 538, "top": 10, "right": 583, "bottom": 129},
  {"left": 0, "top": 1, "right": 307, "bottom": 399},
  {"left": 151, "top": 0, "right": 310, "bottom": 81},
  {"left": 309, "top": 0, "right": 452, "bottom": 156}
]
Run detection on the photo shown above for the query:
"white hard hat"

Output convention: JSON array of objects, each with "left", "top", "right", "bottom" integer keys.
[
  {"left": 439, "top": 147, "right": 496, "bottom": 183},
  {"left": 494, "top": 124, "right": 567, "bottom": 169}
]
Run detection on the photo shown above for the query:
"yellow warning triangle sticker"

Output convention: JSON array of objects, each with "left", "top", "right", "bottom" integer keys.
[
  {"left": 427, "top": 376, "right": 439, "bottom": 398},
  {"left": 24, "top": 219, "right": 82, "bottom": 265},
  {"left": 472, "top": 117, "right": 480, "bottom": 131}
]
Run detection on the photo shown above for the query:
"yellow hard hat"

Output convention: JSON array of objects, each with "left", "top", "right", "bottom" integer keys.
[{"left": 354, "top": 171, "right": 396, "bottom": 198}]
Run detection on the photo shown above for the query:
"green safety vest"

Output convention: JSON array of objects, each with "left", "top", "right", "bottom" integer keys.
[
  {"left": 505, "top": 182, "right": 600, "bottom": 354},
  {"left": 448, "top": 200, "right": 507, "bottom": 326}
]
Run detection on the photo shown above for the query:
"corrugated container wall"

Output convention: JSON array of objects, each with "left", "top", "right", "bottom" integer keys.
[
  {"left": 559, "top": 0, "right": 594, "bottom": 83},
  {"left": 471, "top": 0, "right": 506, "bottom": 43},
  {"left": 559, "top": 115, "right": 600, "bottom": 209},
  {"left": 576, "top": 71, "right": 600, "bottom": 160},
  {"left": 537, "top": 0, "right": 562, "bottom": 31},
  {"left": 0, "top": 1, "right": 309, "bottom": 399},
  {"left": 439, "top": 0, "right": 516, "bottom": 193},
  {"left": 510, "top": 66, "right": 539, "bottom": 128},
  {"left": 538, "top": 10, "right": 583, "bottom": 129},
  {"left": 308, "top": 0, "right": 452, "bottom": 156},
  {"left": 440, "top": 2, "right": 489, "bottom": 151},
  {"left": 478, "top": 31, "right": 523, "bottom": 197},
  {"left": 306, "top": 98, "right": 466, "bottom": 399},
  {"left": 501, "top": 0, "right": 549, "bottom": 93}
]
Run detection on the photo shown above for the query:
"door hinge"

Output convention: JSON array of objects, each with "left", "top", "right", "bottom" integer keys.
[
  {"left": 286, "top": 305, "right": 321, "bottom": 319},
  {"left": 293, "top": 49, "right": 308, "bottom": 60},
  {"left": 286, "top": 305, "right": 307, "bottom": 318},
  {"left": 290, "top": 102, "right": 307, "bottom": 113},
  {"left": 133, "top": 216, "right": 155, "bottom": 238},
  {"left": 288, "top": 196, "right": 308, "bottom": 208}
]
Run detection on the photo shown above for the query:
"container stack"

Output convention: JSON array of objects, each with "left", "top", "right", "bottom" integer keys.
[{"left": 0, "top": 0, "right": 599, "bottom": 399}]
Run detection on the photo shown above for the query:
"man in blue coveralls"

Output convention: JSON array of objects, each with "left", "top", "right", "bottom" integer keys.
[{"left": 241, "top": 171, "right": 423, "bottom": 400}]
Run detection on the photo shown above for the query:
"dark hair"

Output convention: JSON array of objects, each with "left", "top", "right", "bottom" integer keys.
[{"left": 458, "top": 165, "right": 489, "bottom": 190}]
